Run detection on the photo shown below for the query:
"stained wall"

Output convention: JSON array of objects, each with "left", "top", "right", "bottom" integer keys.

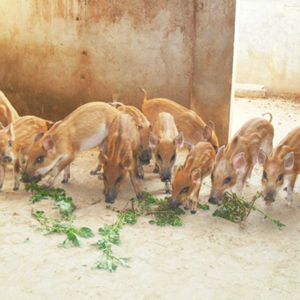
[{"left": 0, "top": 0, "right": 235, "bottom": 145}]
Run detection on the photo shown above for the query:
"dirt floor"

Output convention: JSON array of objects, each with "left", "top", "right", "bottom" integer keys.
[{"left": 1, "top": 97, "right": 300, "bottom": 300}]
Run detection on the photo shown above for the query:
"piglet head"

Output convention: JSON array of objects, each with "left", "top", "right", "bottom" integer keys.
[
  {"left": 208, "top": 146, "right": 246, "bottom": 204},
  {"left": 100, "top": 151, "right": 131, "bottom": 204},
  {"left": 24, "top": 133, "right": 57, "bottom": 183},
  {"left": 0, "top": 123, "right": 16, "bottom": 166},
  {"left": 258, "top": 148, "right": 294, "bottom": 205},
  {"left": 150, "top": 131, "right": 184, "bottom": 183},
  {"left": 169, "top": 167, "right": 201, "bottom": 210}
]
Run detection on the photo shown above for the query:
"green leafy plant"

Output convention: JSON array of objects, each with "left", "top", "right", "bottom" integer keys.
[
  {"left": 32, "top": 210, "right": 94, "bottom": 248},
  {"left": 136, "top": 192, "right": 185, "bottom": 227},
  {"left": 25, "top": 181, "right": 76, "bottom": 216},
  {"left": 26, "top": 181, "right": 93, "bottom": 247},
  {"left": 197, "top": 202, "right": 210, "bottom": 210},
  {"left": 92, "top": 211, "right": 131, "bottom": 272},
  {"left": 213, "top": 192, "right": 286, "bottom": 228}
]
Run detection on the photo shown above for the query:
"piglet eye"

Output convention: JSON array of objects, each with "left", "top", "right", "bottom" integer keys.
[
  {"left": 223, "top": 177, "right": 232, "bottom": 185},
  {"left": 170, "top": 154, "right": 176, "bottom": 163},
  {"left": 180, "top": 186, "right": 190, "bottom": 194},
  {"left": 263, "top": 171, "right": 268, "bottom": 180},
  {"left": 8, "top": 140, "right": 13, "bottom": 148},
  {"left": 115, "top": 176, "right": 123, "bottom": 185},
  {"left": 277, "top": 174, "right": 284, "bottom": 182},
  {"left": 211, "top": 173, "right": 214, "bottom": 181},
  {"left": 36, "top": 156, "right": 44, "bottom": 164},
  {"left": 157, "top": 154, "right": 162, "bottom": 162},
  {"left": 213, "top": 145, "right": 218, "bottom": 152}
]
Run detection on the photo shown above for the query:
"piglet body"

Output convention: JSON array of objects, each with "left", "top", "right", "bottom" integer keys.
[
  {"left": 258, "top": 126, "right": 300, "bottom": 206},
  {"left": 149, "top": 112, "right": 183, "bottom": 194},
  {"left": 0, "top": 91, "right": 19, "bottom": 127},
  {"left": 24, "top": 102, "right": 120, "bottom": 187},
  {"left": 99, "top": 113, "right": 142, "bottom": 203},
  {"left": 170, "top": 142, "right": 215, "bottom": 214},
  {"left": 208, "top": 114, "right": 274, "bottom": 204},
  {"left": 0, "top": 116, "right": 53, "bottom": 190},
  {"left": 141, "top": 89, "right": 219, "bottom": 151}
]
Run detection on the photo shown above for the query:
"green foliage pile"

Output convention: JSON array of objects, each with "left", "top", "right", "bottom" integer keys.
[
  {"left": 212, "top": 192, "right": 286, "bottom": 228},
  {"left": 25, "top": 180, "right": 285, "bottom": 274},
  {"left": 26, "top": 182, "right": 94, "bottom": 248}
]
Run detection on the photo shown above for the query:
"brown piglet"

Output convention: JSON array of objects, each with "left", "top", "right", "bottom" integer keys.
[
  {"left": 258, "top": 126, "right": 300, "bottom": 207},
  {"left": 0, "top": 91, "right": 19, "bottom": 127},
  {"left": 23, "top": 102, "right": 121, "bottom": 187},
  {"left": 0, "top": 116, "right": 53, "bottom": 191},
  {"left": 149, "top": 112, "right": 184, "bottom": 194},
  {"left": 99, "top": 113, "right": 142, "bottom": 203},
  {"left": 208, "top": 113, "right": 274, "bottom": 205},
  {"left": 169, "top": 142, "right": 215, "bottom": 214},
  {"left": 91, "top": 102, "right": 152, "bottom": 180},
  {"left": 141, "top": 88, "right": 219, "bottom": 151}
]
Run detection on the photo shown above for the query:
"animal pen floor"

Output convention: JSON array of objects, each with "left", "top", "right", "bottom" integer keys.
[{"left": 1, "top": 96, "right": 300, "bottom": 300}]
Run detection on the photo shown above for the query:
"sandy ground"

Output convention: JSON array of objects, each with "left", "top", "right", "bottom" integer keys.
[{"left": 1, "top": 97, "right": 300, "bottom": 300}]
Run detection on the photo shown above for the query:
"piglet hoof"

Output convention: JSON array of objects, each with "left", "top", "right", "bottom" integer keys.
[
  {"left": 13, "top": 187, "right": 19, "bottom": 192},
  {"left": 166, "top": 190, "right": 171, "bottom": 195},
  {"left": 191, "top": 210, "right": 197, "bottom": 215},
  {"left": 184, "top": 206, "right": 189, "bottom": 211},
  {"left": 90, "top": 170, "right": 97, "bottom": 175},
  {"left": 285, "top": 202, "right": 292, "bottom": 208},
  {"left": 153, "top": 168, "right": 159, "bottom": 174},
  {"left": 43, "top": 185, "right": 50, "bottom": 190},
  {"left": 61, "top": 179, "right": 68, "bottom": 184},
  {"left": 137, "top": 193, "right": 143, "bottom": 200},
  {"left": 283, "top": 187, "right": 287, "bottom": 192}
]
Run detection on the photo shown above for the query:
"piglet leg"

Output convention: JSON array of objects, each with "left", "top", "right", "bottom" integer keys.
[
  {"left": 0, "top": 165, "right": 6, "bottom": 191},
  {"left": 129, "top": 159, "right": 142, "bottom": 199}
]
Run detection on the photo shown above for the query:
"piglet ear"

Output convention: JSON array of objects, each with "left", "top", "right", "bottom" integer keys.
[
  {"left": 149, "top": 132, "right": 160, "bottom": 148},
  {"left": 191, "top": 168, "right": 201, "bottom": 184},
  {"left": 207, "top": 120, "right": 215, "bottom": 131},
  {"left": 173, "top": 132, "right": 184, "bottom": 147},
  {"left": 232, "top": 152, "right": 246, "bottom": 172},
  {"left": 257, "top": 148, "right": 268, "bottom": 166},
  {"left": 120, "top": 156, "right": 131, "bottom": 169},
  {"left": 42, "top": 135, "right": 56, "bottom": 154},
  {"left": 34, "top": 132, "right": 45, "bottom": 142},
  {"left": 202, "top": 126, "right": 212, "bottom": 141},
  {"left": 184, "top": 140, "right": 194, "bottom": 151},
  {"left": 9, "top": 123, "right": 15, "bottom": 141},
  {"left": 99, "top": 151, "right": 108, "bottom": 166},
  {"left": 216, "top": 145, "right": 225, "bottom": 163},
  {"left": 284, "top": 152, "right": 294, "bottom": 170}
]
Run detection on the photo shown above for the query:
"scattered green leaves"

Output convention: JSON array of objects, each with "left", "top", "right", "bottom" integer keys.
[
  {"left": 197, "top": 202, "right": 210, "bottom": 210},
  {"left": 213, "top": 192, "right": 286, "bottom": 229},
  {"left": 25, "top": 181, "right": 76, "bottom": 216},
  {"left": 32, "top": 210, "right": 94, "bottom": 248},
  {"left": 92, "top": 211, "right": 131, "bottom": 272},
  {"left": 27, "top": 182, "right": 93, "bottom": 248}
]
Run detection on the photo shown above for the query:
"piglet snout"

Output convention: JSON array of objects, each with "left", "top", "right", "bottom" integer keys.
[
  {"left": 105, "top": 189, "right": 117, "bottom": 204},
  {"left": 2, "top": 153, "right": 12, "bottom": 164},
  {"left": 208, "top": 196, "right": 220, "bottom": 205},
  {"left": 264, "top": 191, "right": 275, "bottom": 203},
  {"left": 169, "top": 200, "right": 178, "bottom": 210}
]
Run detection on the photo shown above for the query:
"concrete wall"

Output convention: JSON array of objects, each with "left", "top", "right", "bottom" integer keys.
[
  {"left": 236, "top": 0, "right": 300, "bottom": 95},
  {"left": 192, "top": 0, "right": 236, "bottom": 145},
  {"left": 0, "top": 0, "right": 235, "bottom": 145}
]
